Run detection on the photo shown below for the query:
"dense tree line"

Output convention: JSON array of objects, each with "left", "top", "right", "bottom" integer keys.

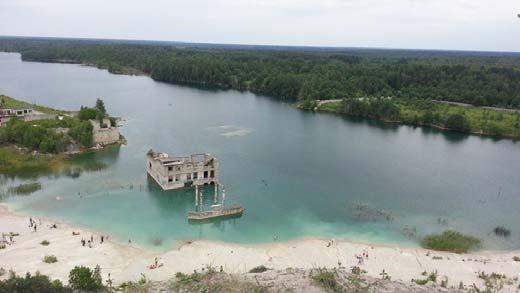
[{"left": 1, "top": 37, "right": 520, "bottom": 108}]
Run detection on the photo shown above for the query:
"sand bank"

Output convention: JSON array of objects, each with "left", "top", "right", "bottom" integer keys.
[{"left": 1, "top": 204, "right": 519, "bottom": 289}]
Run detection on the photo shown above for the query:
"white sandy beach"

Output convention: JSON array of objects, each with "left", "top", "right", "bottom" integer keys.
[{"left": 1, "top": 203, "right": 519, "bottom": 289}]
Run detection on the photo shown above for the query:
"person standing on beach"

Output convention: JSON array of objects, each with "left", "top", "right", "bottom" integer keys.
[
  {"left": 91, "top": 235, "right": 93, "bottom": 242},
  {"left": 101, "top": 235, "right": 104, "bottom": 244},
  {"left": 34, "top": 224, "right": 37, "bottom": 232}
]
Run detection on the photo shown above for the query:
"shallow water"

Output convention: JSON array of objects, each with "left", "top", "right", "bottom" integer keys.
[{"left": 1, "top": 52, "right": 519, "bottom": 250}]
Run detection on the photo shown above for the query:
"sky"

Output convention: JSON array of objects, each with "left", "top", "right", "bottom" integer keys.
[{"left": 1, "top": 0, "right": 519, "bottom": 52}]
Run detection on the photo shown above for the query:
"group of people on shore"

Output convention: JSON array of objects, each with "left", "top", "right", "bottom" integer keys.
[
  {"left": 80, "top": 234, "right": 108, "bottom": 248},
  {"left": 355, "top": 250, "right": 370, "bottom": 265},
  {"left": 0, "top": 232, "right": 16, "bottom": 246}
]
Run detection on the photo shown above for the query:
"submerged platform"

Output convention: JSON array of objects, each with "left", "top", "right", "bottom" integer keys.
[{"left": 187, "top": 204, "right": 244, "bottom": 221}]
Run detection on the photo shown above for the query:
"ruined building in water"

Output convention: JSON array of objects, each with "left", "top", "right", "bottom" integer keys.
[{"left": 146, "top": 150, "right": 219, "bottom": 190}]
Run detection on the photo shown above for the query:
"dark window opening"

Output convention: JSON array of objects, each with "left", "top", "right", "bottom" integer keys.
[
  {"left": 204, "top": 171, "right": 208, "bottom": 178},
  {"left": 210, "top": 170, "right": 215, "bottom": 178},
  {"left": 168, "top": 176, "right": 173, "bottom": 183},
  {"left": 168, "top": 166, "right": 173, "bottom": 171}
]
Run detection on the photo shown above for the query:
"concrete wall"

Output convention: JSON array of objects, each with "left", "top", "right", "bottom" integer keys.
[
  {"left": 90, "top": 119, "right": 120, "bottom": 145},
  {"left": 146, "top": 155, "right": 219, "bottom": 190}
]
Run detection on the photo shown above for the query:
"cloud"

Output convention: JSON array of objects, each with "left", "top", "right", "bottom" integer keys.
[{"left": 0, "top": 0, "right": 519, "bottom": 51}]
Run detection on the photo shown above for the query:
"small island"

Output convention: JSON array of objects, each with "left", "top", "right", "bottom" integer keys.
[{"left": 0, "top": 95, "right": 123, "bottom": 174}]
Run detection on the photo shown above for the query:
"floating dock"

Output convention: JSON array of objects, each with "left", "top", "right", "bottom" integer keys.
[
  {"left": 188, "top": 184, "right": 244, "bottom": 221},
  {"left": 188, "top": 204, "right": 244, "bottom": 221}
]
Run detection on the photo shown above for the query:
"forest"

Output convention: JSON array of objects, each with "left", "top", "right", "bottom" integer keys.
[{"left": 0, "top": 37, "right": 520, "bottom": 109}]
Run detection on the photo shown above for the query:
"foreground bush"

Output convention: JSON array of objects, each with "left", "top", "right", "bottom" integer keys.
[
  {"left": 68, "top": 265, "right": 104, "bottom": 291},
  {"left": 421, "top": 230, "right": 481, "bottom": 253},
  {"left": 0, "top": 272, "right": 70, "bottom": 293}
]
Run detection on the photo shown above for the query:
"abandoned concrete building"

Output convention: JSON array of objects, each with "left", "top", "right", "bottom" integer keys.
[
  {"left": 90, "top": 118, "right": 120, "bottom": 145},
  {"left": 0, "top": 107, "right": 55, "bottom": 126},
  {"left": 146, "top": 150, "right": 219, "bottom": 190}
]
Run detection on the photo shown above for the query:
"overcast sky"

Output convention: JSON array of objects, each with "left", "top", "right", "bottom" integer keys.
[{"left": 1, "top": 0, "right": 519, "bottom": 51}]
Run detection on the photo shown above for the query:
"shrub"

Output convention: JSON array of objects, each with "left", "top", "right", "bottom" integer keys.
[
  {"left": 43, "top": 255, "right": 58, "bottom": 263},
  {"left": 421, "top": 230, "right": 481, "bottom": 253},
  {"left": 248, "top": 265, "right": 269, "bottom": 273},
  {"left": 513, "top": 256, "right": 520, "bottom": 262},
  {"left": 68, "top": 265, "right": 103, "bottom": 291},
  {"left": 445, "top": 113, "right": 469, "bottom": 132},
  {"left": 311, "top": 268, "right": 343, "bottom": 293},
  {"left": 0, "top": 272, "right": 70, "bottom": 293},
  {"left": 40, "top": 240, "right": 50, "bottom": 246}
]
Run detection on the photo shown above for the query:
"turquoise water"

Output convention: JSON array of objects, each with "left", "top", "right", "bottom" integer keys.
[{"left": 1, "top": 52, "right": 520, "bottom": 250}]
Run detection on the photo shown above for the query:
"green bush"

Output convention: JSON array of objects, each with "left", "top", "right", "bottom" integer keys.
[
  {"left": 68, "top": 265, "right": 104, "bottom": 291},
  {"left": 0, "top": 272, "right": 70, "bottom": 293},
  {"left": 43, "top": 255, "right": 58, "bottom": 263},
  {"left": 445, "top": 113, "right": 470, "bottom": 132},
  {"left": 421, "top": 230, "right": 481, "bottom": 253},
  {"left": 513, "top": 256, "right": 520, "bottom": 262},
  {"left": 40, "top": 240, "right": 50, "bottom": 246}
]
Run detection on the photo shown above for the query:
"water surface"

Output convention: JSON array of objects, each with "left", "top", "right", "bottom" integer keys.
[{"left": 1, "top": 52, "right": 519, "bottom": 250}]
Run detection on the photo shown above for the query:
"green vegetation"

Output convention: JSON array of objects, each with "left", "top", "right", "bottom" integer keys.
[
  {"left": 413, "top": 270, "right": 438, "bottom": 286},
  {"left": 0, "top": 96, "right": 116, "bottom": 156},
  {"left": 311, "top": 268, "right": 343, "bottom": 293},
  {"left": 0, "top": 94, "right": 62, "bottom": 115},
  {"left": 421, "top": 230, "right": 481, "bottom": 253},
  {"left": 8, "top": 182, "right": 42, "bottom": 195},
  {"left": 68, "top": 265, "right": 104, "bottom": 291},
  {"left": 40, "top": 240, "right": 50, "bottom": 246},
  {"left": 172, "top": 267, "right": 264, "bottom": 292},
  {"left": 0, "top": 272, "right": 70, "bottom": 293},
  {"left": 0, "top": 148, "right": 64, "bottom": 175},
  {"left": 317, "top": 98, "right": 520, "bottom": 137},
  {"left": 1, "top": 37, "right": 520, "bottom": 109},
  {"left": 513, "top": 256, "right": 520, "bottom": 262},
  {"left": 248, "top": 265, "right": 269, "bottom": 273},
  {"left": 43, "top": 255, "right": 58, "bottom": 263}
]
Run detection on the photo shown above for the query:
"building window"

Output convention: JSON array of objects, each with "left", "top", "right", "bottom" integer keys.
[
  {"left": 168, "top": 166, "right": 173, "bottom": 171},
  {"left": 168, "top": 176, "right": 173, "bottom": 183},
  {"left": 210, "top": 170, "right": 215, "bottom": 178},
  {"left": 204, "top": 171, "right": 208, "bottom": 179},
  {"left": 187, "top": 173, "right": 192, "bottom": 180},
  {"left": 193, "top": 172, "right": 198, "bottom": 179},
  {"left": 149, "top": 162, "right": 152, "bottom": 169},
  {"left": 175, "top": 174, "right": 180, "bottom": 182}
]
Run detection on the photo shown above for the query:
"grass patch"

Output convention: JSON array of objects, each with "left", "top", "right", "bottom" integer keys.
[
  {"left": 43, "top": 255, "right": 58, "bottom": 263},
  {"left": 40, "top": 240, "right": 50, "bottom": 246},
  {"left": 8, "top": 182, "right": 42, "bottom": 195},
  {"left": 248, "top": 265, "right": 269, "bottom": 273},
  {"left": 421, "top": 230, "right": 481, "bottom": 253},
  {"left": 311, "top": 268, "right": 343, "bottom": 293}
]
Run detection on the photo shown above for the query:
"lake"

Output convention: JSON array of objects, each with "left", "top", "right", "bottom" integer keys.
[{"left": 1, "top": 52, "right": 519, "bottom": 250}]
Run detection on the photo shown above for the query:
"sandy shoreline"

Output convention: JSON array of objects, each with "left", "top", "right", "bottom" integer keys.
[{"left": 1, "top": 203, "right": 519, "bottom": 289}]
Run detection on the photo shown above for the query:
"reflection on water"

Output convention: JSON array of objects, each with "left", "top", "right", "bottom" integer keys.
[{"left": 1, "top": 52, "right": 520, "bottom": 250}]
